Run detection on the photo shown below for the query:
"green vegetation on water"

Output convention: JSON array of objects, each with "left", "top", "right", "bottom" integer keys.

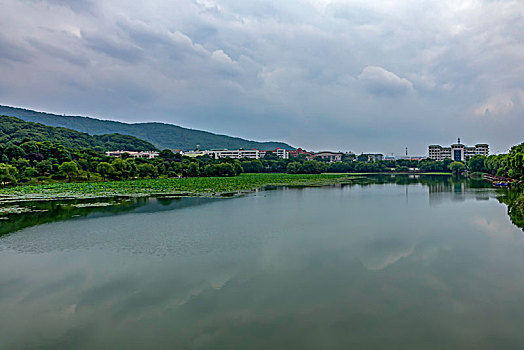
[{"left": 0, "top": 173, "right": 356, "bottom": 203}]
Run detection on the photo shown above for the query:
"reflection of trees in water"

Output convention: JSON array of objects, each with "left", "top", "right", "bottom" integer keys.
[
  {"left": 1, "top": 198, "right": 144, "bottom": 237},
  {"left": 0, "top": 196, "right": 221, "bottom": 237},
  {"left": 497, "top": 190, "right": 524, "bottom": 231},
  {"left": 352, "top": 174, "right": 491, "bottom": 190},
  {"left": 3, "top": 175, "right": 521, "bottom": 235}
]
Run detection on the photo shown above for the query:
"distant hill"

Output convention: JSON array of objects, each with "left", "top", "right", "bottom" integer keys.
[
  {"left": 0, "top": 115, "right": 157, "bottom": 151},
  {"left": 0, "top": 105, "right": 295, "bottom": 151}
]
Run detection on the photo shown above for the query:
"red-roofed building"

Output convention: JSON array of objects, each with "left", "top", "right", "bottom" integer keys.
[{"left": 287, "top": 148, "right": 313, "bottom": 158}]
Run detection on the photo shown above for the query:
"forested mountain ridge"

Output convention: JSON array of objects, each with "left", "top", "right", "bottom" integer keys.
[
  {"left": 0, "top": 116, "right": 157, "bottom": 151},
  {"left": 0, "top": 105, "right": 295, "bottom": 151}
]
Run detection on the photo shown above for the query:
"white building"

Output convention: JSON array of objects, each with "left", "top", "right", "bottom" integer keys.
[
  {"left": 259, "top": 148, "right": 289, "bottom": 159},
  {"left": 183, "top": 151, "right": 208, "bottom": 158},
  {"left": 364, "top": 153, "right": 384, "bottom": 162},
  {"left": 310, "top": 151, "right": 344, "bottom": 162},
  {"left": 206, "top": 149, "right": 260, "bottom": 159},
  {"left": 428, "top": 139, "right": 489, "bottom": 161},
  {"left": 105, "top": 150, "right": 159, "bottom": 159},
  {"left": 204, "top": 148, "right": 289, "bottom": 160}
]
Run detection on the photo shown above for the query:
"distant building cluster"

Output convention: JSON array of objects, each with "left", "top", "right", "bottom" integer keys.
[
  {"left": 183, "top": 148, "right": 352, "bottom": 162},
  {"left": 183, "top": 148, "right": 290, "bottom": 160},
  {"left": 107, "top": 144, "right": 497, "bottom": 164},
  {"left": 184, "top": 148, "right": 344, "bottom": 162},
  {"left": 104, "top": 142, "right": 492, "bottom": 164},
  {"left": 104, "top": 147, "right": 398, "bottom": 163},
  {"left": 428, "top": 139, "right": 489, "bottom": 161}
]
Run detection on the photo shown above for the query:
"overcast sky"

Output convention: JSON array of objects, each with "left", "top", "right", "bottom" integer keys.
[{"left": 1, "top": 0, "right": 523, "bottom": 154}]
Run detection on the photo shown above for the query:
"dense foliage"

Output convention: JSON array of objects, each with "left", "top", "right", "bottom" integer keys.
[
  {"left": 0, "top": 105, "right": 294, "bottom": 151},
  {"left": 467, "top": 142, "right": 524, "bottom": 181},
  {"left": 0, "top": 136, "right": 246, "bottom": 185},
  {"left": 1, "top": 116, "right": 157, "bottom": 151},
  {"left": 239, "top": 156, "right": 454, "bottom": 175}
]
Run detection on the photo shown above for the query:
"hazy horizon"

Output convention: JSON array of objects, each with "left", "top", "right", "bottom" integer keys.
[{"left": 1, "top": 0, "right": 523, "bottom": 155}]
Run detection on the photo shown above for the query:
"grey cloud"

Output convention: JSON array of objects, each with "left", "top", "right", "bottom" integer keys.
[
  {"left": 358, "top": 66, "right": 414, "bottom": 96},
  {"left": 29, "top": 0, "right": 98, "bottom": 14},
  {"left": 115, "top": 18, "right": 173, "bottom": 49},
  {"left": 0, "top": 35, "right": 33, "bottom": 63},
  {"left": 82, "top": 32, "right": 144, "bottom": 63},
  {"left": 26, "top": 38, "right": 90, "bottom": 66},
  {"left": 328, "top": 3, "right": 380, "bottom": 25},
  {"left": 1, "top": 0, "right": 524, "bottom": 154}
]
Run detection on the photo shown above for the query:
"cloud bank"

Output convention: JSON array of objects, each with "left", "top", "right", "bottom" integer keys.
[
  {"left": 1, "top": 0, "right": 523, "bottom": 154},
  {"left": 358, "top": 66, "right": 413, "bottom": 96}
]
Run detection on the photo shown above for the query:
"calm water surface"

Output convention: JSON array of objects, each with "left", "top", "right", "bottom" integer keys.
[{"left": 1, "top": 176, "right": 524, "bottom": 349}]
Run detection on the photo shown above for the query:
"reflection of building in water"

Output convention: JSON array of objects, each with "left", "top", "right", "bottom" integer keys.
[
  {"left": 428, "top": 179, "right": 494, "bottom": 205},
  {"left": 474, "top": 193, "right": 490, "bottom": 201},
  {"left": 428, "top": 180, "right": 467, "bottom": 204}
]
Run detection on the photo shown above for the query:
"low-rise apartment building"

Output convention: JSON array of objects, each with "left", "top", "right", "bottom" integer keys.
[
  {"left": 310, "top": 151, "right": 344, "bottom": 162},
  {"left": 205, "top": 149, "right": 259, "bottom": 159},
  {"left": 258, "top": 148, "right": 289, "bottom": 159},
  {"left": 204, "top": 148, "right": 291, "bottom": 160}
]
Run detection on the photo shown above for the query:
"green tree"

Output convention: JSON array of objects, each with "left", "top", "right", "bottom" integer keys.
[
  {"left": 182, "top": 162, "right": 200, "bottom": 177},
  {"left": 327, "top": 162, "right": 350, "bottom": 173},
  {"left": 263, "top": 152, "right": 279, "bottom": 161},
  {"left": 468, "top": 155, "right": 487, "bottom": 173},
  {"left": 4, "top": 143, "right": 25, "bottom": 161},
  {"left": 286, "top": 162, "right": 301, "bottom": 174},
  {"left": 449, "top": 161, "right": 466, "bottom": 176},
  {"left": 300, "top": 160, "right": 327, "bottom": 174},
  {"left": 22, "top": 167, "right": 39, "bottom": 180},
  {"left": 241, "top": 160, "right": 263, "bottom": 173},
  {"left": 0, "top": 163, "right": 19, "bottom": 186},
  {"left": 357, "top": 154, "right": 368, "bottom": 162},
  {"left": 159, "top": 149, "right": 176, "bottom": 159},
  {"left": 508, "top": 143, "right": 524, "bottom": 180},
  {"left": 59, "top": 161, "right": 79, "bottom": 182},
  {"left": 36, "top": 160, "right": 53, "bottom": 176},
  {"left": 112, "top": 158, "right": 135, "bottom": 179},
  {"left": 137, "top": 163, "right": 158, "bottom": 178},
  {"left": 12, "top": 158, "right": 30, "bottom": 172},
  {"left": 96, "top": 162, "right": 114, "bottom": 180},
  {"left": 20, "top": 141, "right": 40, "bottom": 154}
]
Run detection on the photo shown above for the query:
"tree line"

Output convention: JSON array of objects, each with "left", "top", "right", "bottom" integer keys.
[
  {"left": 0, "top": 143, "right": 245, "bottom": 185},
  {"left": 1, "top": 137, "right": 523, "bottom": 186},
  {"left": 0, "top": 140, "right": 449, "bottom": 186}
]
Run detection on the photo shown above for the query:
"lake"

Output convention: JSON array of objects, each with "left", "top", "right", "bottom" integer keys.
[{"left": 1, "top": 175, "right": 524, "bottom": 349}]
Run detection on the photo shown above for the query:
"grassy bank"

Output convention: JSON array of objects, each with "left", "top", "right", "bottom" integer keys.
[{"left": 0, "top": 173, "right": 358, "bottom": 203}]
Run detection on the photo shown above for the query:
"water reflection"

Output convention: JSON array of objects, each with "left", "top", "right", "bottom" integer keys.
[
  {"left": 0, "top": 196, "right": 224, "bottom": 237},
  {"left": 1, "top": 175, "right": 520, "bottom": 237},
  {"left": 1, "top": 176, "right": 524, "bottom": 348},
  {"left": 496, "top": 189, "right": 524, "bottom": 230}
]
